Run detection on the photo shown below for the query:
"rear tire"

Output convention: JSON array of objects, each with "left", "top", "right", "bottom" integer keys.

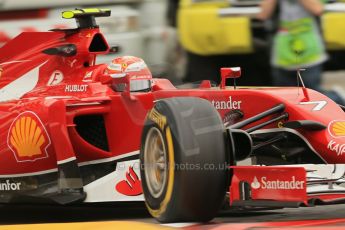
[{"left": 140, "top": 97, "right": 228, "bottom": 222}]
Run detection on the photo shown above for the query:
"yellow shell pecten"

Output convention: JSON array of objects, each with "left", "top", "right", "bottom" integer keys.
[
  {"left": 10, "top": 116, "right": 46, "bottom": 157},
  {"left": 332, "top": 121, "right": 345, "bottom": 137}
]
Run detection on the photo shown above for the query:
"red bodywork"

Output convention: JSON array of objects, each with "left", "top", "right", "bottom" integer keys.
[
  {"left": 230, "top": 166, "right": 307, "bottom": 207},
  {"left": 0, "top": 15, "right": 344, "bottom": 205}
]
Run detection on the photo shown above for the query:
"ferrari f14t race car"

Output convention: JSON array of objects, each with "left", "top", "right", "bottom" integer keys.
[{"left": 0, "top": 9, "right": 345, "bottom": 223}]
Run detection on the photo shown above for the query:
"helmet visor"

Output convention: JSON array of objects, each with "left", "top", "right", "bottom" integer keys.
[{"left": 130, "top": 79, "right": 151, "bottom": 92}]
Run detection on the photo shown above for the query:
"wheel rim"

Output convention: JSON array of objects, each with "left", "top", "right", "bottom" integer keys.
[{"left": 144, "top": 127, "right": 168, "bottom": 198}]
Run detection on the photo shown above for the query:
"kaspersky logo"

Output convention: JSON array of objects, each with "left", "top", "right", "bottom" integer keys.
[
  {"left": 327, "top": 121, "right": 345, "bottom": 156},
  {"left": 328, "top": 120, "right": 345, "bottom": 138},
  {"left": 8, "top": 111, "right": 51, "bottom": 162},
  {"left": 251, "top": 176, "right": 304, "bottom": 190}
]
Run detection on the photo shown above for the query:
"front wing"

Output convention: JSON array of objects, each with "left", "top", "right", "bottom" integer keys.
[{"left": 230, "top": 165, "right": 345, "bottom": 208}]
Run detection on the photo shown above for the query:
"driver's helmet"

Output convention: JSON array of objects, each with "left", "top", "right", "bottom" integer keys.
[{"left": 105, "top": 56, "right": 152, "bottom": 92}]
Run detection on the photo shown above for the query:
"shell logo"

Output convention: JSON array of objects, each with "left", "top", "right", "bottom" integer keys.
[
  {"left": 8, "top": 111, "right": 51, "bottom": 162},
  {"left": 328, "top": 120, "right": 345, "bottom": 138}
]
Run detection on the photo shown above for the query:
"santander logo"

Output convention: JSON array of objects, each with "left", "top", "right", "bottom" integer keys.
[
  {"left": 116, "top": 166, "right": 142, "bottom": 196},
  {"left": 251, "top": 176, "right": 261, "bottom": 189},
  {"left": 251, "top": 176, "right": 304, "bottom": 190}
]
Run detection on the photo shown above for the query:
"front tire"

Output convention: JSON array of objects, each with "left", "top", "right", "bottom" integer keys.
[{"left": 140, "top": 97, "right": 228, "bottom": 222}]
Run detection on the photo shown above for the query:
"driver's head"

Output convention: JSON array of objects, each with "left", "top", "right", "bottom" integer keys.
[
  {"left": 105, "top": 56, "right": 152, "bottom": 92},
  {"left": 105, "top": 56, "right": 152, "bottom": 79}
]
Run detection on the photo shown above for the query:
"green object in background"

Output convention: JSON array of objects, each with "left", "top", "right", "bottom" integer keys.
[
  {"left": 291, "top": 38, "right": 305, "bottom": 54},
  {"left": 274, "top": 18, "right": 324, "bottom": 68}
]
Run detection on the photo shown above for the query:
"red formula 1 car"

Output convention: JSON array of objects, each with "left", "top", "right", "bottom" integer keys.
[{"left": 0, "top": 9, "right": 345, "bottom": 223}]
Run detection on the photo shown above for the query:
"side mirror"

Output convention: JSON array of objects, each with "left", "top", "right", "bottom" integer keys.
[
  {"left": 109, "top": 45, "right": 121, "bottom": 54},
  {"left": 43, "top": 44, "right": 77, "bottom": 57},
  {"left": 220, "top": 67, "right": 241, "bottom": 89}
]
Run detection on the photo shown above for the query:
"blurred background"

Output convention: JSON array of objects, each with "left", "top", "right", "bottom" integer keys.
[{"left": 0, "top": 0, "right": 344, "bottom": 90}]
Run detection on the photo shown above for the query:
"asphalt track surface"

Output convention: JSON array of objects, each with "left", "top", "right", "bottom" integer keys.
[{"left": 2, "top": 202, "right": 345, "bottom": 229}]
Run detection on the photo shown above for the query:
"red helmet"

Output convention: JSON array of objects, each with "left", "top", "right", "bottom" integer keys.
[
  {"left": 105, "top": 56, "right": 152, "bottom": 92},
  {"left": 105, "top": 56, "right": 152, "bottom": 80}
]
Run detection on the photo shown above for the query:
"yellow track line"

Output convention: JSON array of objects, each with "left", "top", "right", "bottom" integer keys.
[{"left": 0, "top": 221, "right": 172, "bottom": 230}]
